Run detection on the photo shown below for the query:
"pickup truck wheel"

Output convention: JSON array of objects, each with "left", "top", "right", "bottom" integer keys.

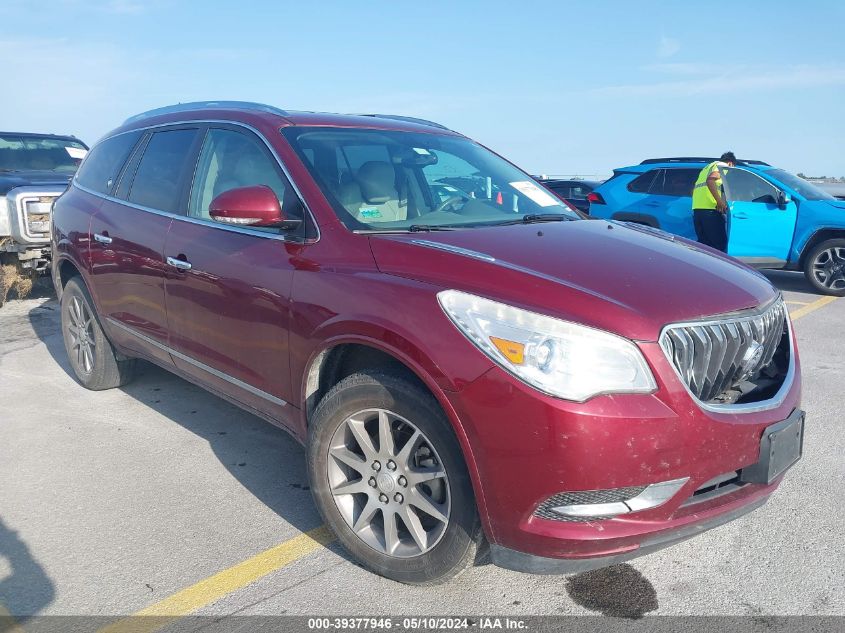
[
  {"left": 804, "top": 239, "right": 845, "bottom": 296},
  {"left": 308, "top": 371, "right": 482, "bottom": 585},
  {"left": 61, "top": 277, "right": 136, "bottom": 390}
]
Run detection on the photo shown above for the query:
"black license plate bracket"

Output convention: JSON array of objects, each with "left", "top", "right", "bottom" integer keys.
[{"left": 740, "top": 410, "right": 805, "bottom": 485}]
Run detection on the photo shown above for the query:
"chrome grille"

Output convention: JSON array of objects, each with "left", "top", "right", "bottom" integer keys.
[{"left": 660, "top": 299, "right": 787, "bottom": 403}]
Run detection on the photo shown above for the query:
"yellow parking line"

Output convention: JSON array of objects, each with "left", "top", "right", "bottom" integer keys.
[
  {"left": 99, "top": 525, "right": 335, "bottom": 633},
  {"left": 790, "top": 295, "right": 838, "bottom": 321},
  {"left": 0, "top": 604, "right": 26, "bottom": 633},
  {"left": 784, "top": 300, "right": 810, "bottom": 306}
]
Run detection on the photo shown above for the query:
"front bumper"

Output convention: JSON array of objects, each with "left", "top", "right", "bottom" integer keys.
[
  {"left": 1, "top": 242, "right": 51, "bottom": 272},
  {"left": 445, "top": 336, "right": 802, "bottom": 569},
  {"left": 490, "top": 493, "right": 769, "bottom": 574}
]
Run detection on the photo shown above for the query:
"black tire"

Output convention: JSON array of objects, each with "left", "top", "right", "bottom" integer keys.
[
  {"left": 307, "top": 371, "right": 482, "bottom": 585},
  {"left": 803, "top": 238, "right": 845, "bottom": 296},
  {"left": 61, "top": 276, "right": 136, "bottom": 390}
]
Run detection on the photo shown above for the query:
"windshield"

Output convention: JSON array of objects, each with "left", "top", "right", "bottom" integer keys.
[
  {"left": 0, "top": 135, "right": 88, "bottom": 174},
  {"left": 282, "top": 127, "right": 579, "bottom": 231},
  {"left": 766, "top": 169, "right": 835, "bottom": 201}
]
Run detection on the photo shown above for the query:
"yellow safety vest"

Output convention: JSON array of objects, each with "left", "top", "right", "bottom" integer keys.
[{"left": 692, "top": 161, "right": 726, "bottom": 210}]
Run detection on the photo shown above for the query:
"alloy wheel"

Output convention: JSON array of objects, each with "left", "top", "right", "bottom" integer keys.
[
  {"left": 327, "top": 408, "right": 451, "bottom": 558},
  {"left": 67, "top": 295, "right": 96, "bottom": 374},
  {"left": 812, "top": 246, "right": 845, "bottom": 291}
]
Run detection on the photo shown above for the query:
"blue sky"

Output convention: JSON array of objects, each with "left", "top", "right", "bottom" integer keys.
[{"left": 2, "top": 0, "right": 843, "bottom": 177}]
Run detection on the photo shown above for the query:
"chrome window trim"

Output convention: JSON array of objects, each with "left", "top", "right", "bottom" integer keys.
[
  {"left": 74, "top": 119, "right": 320, "bottom": 243},
  {"left": 107, "top": 318, "right": 289, "bottom": 408},
  {"left": 658, "top": 297, "right": 796, "bottom": 414},
  {"left": 75, "top": 181, "right": 302, "bottom": 242}
]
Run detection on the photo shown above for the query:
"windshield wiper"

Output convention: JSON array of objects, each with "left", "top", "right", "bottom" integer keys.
[
  {"left": 521, "top": 214, "right": 573, "bottom": 223},
  {"left": 408, "top": 224, "right": 456, "bottom": 232},
  {"left": 489, "top": 214, "right": 574, "bottom": 226}
]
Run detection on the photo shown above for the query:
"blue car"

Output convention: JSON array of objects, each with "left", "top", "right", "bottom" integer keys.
[{"left": 589, "top": 157, "right": 845, "bottom": 295}]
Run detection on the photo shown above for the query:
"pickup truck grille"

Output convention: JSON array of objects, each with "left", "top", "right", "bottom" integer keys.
[{"left": 660, "top": 298, "right": 787, "bottom": 404}]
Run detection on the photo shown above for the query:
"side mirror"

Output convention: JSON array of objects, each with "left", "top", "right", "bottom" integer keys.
[
  {"left": 209, "top": 185, "right": 301, "bottom": 231},
  {"left": 777, "top": 191, "right": 791, "bottom": 209}
]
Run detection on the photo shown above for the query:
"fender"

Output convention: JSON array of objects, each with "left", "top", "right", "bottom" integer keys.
[
  {"left": 793, "top": 226, "right": 845, "bottom": 267},
  {"left": 300, "top": 315, "right": 461, "bottom": 393},
  {"left": 297, "top": 326, "right": 495, "bottom": 542}
]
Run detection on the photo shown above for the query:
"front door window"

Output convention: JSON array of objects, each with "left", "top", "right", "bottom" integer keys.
[
  {"left": 189, "top": 128, "right": 297, "bottom": 231},
  {"left": 722, "top": 168, "right": 779, "bottom": 204}
]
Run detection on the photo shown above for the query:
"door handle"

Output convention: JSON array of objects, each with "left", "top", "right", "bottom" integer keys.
[
  {"left": 733, "top": 212, "right": 749, "bottom": 219},
  {"left": 166, "top": 256, "right": 192, "bottom": 271},
  {"left": 93, "top": 232, "right": 113, "bottom": 244}
]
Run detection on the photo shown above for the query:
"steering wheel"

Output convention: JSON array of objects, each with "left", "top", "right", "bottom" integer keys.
[{"left": 431, "top": 196, "right": 465, "bottom": 214}]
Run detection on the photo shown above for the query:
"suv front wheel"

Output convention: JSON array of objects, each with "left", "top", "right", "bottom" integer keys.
[
  {"left": 307, "top": 371, "right": 482, "bottom": 585},
  {"left": 804, "top": 238, "right": 845, "bottom": 296}
]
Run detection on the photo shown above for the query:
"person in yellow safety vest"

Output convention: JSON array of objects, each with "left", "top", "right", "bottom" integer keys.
[{"left": 692, "top": 151, "right": 737, "bottom": 252}]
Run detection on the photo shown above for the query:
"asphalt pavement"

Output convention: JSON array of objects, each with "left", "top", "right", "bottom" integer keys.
[{"left": 0, "top": 271, "right": 843, "bottom": 623}]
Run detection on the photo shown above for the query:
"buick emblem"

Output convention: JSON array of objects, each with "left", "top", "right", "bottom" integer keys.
[
  {"left": 376, "top": 473, "right": 396, "bottom": 493},
  {"left": 741, "top": 341, "right": 765, "bottom": 378}
]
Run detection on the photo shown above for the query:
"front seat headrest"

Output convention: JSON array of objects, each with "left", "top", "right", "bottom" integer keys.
[{"left": 356, "top": 161, "right": 397, "bottom": 204}]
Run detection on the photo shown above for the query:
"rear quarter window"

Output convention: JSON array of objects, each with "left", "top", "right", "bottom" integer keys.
[
  {"left": 75, "top": 132, "right": 142, "bottom": 195},
  {"left": 657, "top": 168, "right": 699, "bottom": 197},
  {"left": 627, "top": 170, "right": 659, "bottom": 193}
]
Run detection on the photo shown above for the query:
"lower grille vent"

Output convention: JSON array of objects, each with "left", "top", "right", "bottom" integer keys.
[{"left": 534, "top": 486, "right": 647, "bottom": 522}]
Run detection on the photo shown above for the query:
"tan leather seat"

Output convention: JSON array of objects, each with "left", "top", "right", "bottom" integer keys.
[{"left": 345, "top": 161, "right": 406, "bottom": 223}]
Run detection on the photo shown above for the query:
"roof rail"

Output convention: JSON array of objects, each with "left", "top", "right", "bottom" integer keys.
[
  {"left": 356, "top": 114, "right": 452, "bottom": 131},
  {"left": 640, "top": 157, "right": 770, "bottom": 166},
  {"left": 123, "top": 101, "right": 290, "bottom": 125}
]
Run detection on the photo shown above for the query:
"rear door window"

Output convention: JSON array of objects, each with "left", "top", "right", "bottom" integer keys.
[
  {"left": 655, "top": 168, "right": 699, "bottom": 197},
  {"left": 75, "top": 132, "right": 142, "bottom": 195},
  {"left": 127, "top": 129, "right": 199, "bottom": 213}
]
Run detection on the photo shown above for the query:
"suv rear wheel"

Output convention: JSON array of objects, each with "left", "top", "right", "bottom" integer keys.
[
  {"left": 61, "top": 276, "right": 136, "bottom": 389},
  {"left": 804, "top": 238, "right": 845, "bottom": 296},
  {"left": 307, "top": 371, "right": 482, "bottom": 585}
]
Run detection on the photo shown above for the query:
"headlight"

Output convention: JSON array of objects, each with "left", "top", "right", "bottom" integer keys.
[
  {"left": 437, "top": 290, "right": 656, "bottom": 402},
  {"left": 24, "top": 197, "right": 54, "bottom": 235}
]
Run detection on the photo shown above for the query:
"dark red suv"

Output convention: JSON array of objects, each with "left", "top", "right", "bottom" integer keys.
[{"left": 51, "top": 102, "right": 804, "bottom": 584}]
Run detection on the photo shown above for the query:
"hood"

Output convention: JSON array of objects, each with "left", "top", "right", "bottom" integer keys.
[
  {"left": 0, "top": 171, "right": 73, "bottom": 196},
  {"left": 823, "top": 199, "right": 845, "bottom": 210},
  {"left": 368, "top": 220, "right": 778, "bottom": 341}
]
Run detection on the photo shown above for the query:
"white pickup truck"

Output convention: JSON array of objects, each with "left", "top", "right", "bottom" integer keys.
[{"left": 1, "top": 132, "right": 88, "bottom": 305}]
